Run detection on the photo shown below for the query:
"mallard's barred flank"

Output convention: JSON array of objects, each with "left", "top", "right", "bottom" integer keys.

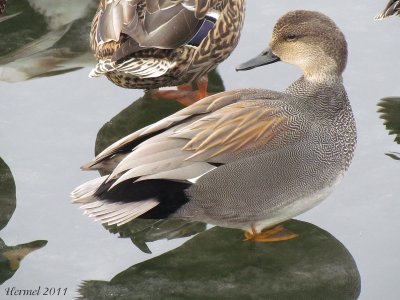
[
  {"left": 89, "top": 0, "right": 245, "bottom": 89},
  {"left": 375, "top": 0, "right": 400, "bottom": 19},
  {"left": 73, "top": 11, "right": 356, "bottom": 241}
]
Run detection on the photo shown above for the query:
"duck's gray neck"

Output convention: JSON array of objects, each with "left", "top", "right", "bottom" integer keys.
[
  {"left": 286, "top": 76, "right": 356, "bottom": 171},
  {"left": 285, "top": 75, "right": 350, "bottom": 119}
]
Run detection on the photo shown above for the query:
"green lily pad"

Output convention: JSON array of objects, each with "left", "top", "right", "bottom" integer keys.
[
  {"left": 0, "top": 0, "right": 48, "bottom": 57},
  {"left": 0, "top": 239, "right": 47, "bottom": 285},
  {"left": 0, "top": 157, "right": 16, "bottom": 231},
  {"left": 106, "top": 219, "right": 207, "bottom": 254},
  {"left": 378, "top": 97, "right": 400, "bottom": 144},
  {"left": 78, "top": 220, "right": 361, "bottom": 300}
]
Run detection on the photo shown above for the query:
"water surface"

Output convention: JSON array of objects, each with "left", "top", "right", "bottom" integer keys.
[{"left": 0, "top": 0, "right": 399, "bottom": 299}]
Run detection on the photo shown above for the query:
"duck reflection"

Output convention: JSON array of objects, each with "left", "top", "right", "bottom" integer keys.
[
  {"left": 0, "top": 0, "right": 6, "bottom": 15},
  {"left": 0, "top": 0, "right": 96, "bottom": 82},
  {"left": 0, "top": 239, "right": 47, "bottom": 285},
  {"left": 106, "top": 219, "right": 206, "bottom": 254},
  {"left": 90, "top": 70, "right": 224, "bottom": 252},
  {"left": 77, "top": 220, "right": 361, "bottom": 299},
  {"left": 0, "top": 157, "right": 47, "bottom": 284},
  {"left": 377, "top": 97, "right": 400, "bottom": 160}
]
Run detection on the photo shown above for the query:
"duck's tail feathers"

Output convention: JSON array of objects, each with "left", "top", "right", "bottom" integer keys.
[
  {"left": 71, "top": 176, "right": 160, "bottom": 226},
  {"left": 71, "top": 176, "right": 108, "bottom": 204},
  {"left": 80, "top": 198, "right": 159, "bottom": 227}
]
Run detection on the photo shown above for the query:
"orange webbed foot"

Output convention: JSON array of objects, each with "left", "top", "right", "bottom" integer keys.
[
  {"left": 244, "top": 224, "right": 299, "bottom": 242},
  {"left": 152, "top": 76, "right": 211, "bottom": 106}
]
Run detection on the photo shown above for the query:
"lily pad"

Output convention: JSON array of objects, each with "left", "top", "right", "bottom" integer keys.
[
  {"left": 0, "top": 157, "right": 16, "bottom": 231},
  {"left": 378, "top": 97, "right": 400, "bottom": 144},
  {"left": 0, "top": 239, "right": 47, "bottom": 285},
  {"left": 106, "top": 219, "right": 207, "bottom": 254},
  {"left": 78, "top": 220, "right": 361, "bottom": 300}
]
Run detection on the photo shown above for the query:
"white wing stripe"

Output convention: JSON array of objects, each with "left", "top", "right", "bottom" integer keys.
[{"left": 89, "top": 58, "right": 176, "bottom": 78}]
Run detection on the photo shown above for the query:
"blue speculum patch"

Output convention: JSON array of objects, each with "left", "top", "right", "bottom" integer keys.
[{"left": 188, "top": 16, "right": 216, "bottom": 46}]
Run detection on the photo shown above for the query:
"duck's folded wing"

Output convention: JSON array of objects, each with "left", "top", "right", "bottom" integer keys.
[
  {"left": 74, "top": 89, "right": 300, "bottom": 225},
  {"left": 85, "top": 89, "right": 298, "bottom": 186},
  {"left": 96, "top": 0, "right": 221, "bottom": 61},
  {"left": 83, "top": 88, "right": 281, "bottom": 171},
  {"left": 104, "top": 99, "right": 292, "bottom": 187},
  {"left": 170, "top": 100, "right": 290, "bottom": 162}
]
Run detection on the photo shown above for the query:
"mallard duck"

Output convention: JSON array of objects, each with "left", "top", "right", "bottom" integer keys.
[
  {"left": 72, "top": 10, "right": 356, "bottom": 242},
  {"left": 89, "top": 0, "right": 245, "bottom": 101},
  {"left": 375, "top": 0, "right": 400, "bottom": 19}
]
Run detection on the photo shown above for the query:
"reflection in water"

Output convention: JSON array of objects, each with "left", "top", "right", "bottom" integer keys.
[
  {"left": 0, "top": 239, "right": 47, "bottom": 285},
  {"left": 0, "top": 157, "right": 47, "bottom": 285},
  {"left": 377, "top": 97, "right": 400, "bottom": 159},
  {"left": 78, "top": 220, "right": 361, "bottom": 300},
  {"left": 0, "top": 157, "right": 15, "bottom": 231},
  {"left": 0, "top": 0, "right": 96, "bottom": 82},
  {"left": 92, "top": 70, "right": 225, "bottom": 252},
  {"left": 106, "top": 220, "right": 206, "bottom": 254},
  {"left": 0, "top": 0, "right": 6, "bottom": 15}
]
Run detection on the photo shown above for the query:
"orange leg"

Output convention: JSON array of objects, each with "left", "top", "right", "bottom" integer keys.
[
  {"left": 196, "top": 75, "right": 209, "bottom": 100},
  {"left": 152, "top": 76, "right": 211, "bottom": 106},
  {"left": 244, "top": 224, "right": 299, "bottom": 242}
]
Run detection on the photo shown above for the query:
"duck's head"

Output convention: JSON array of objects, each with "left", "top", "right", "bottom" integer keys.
[{"left": 236, "top": 10, "right": 347, "bottom": 82}]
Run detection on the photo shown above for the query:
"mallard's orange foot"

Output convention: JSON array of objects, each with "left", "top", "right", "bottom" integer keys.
[
  {"left": 152, "top": 77, "right": 211, "bottom": 106},
  {"left": 175, "top": 90, "right": 212, "bottom": 106},
  {"left": 152, "top": 88, "right": 194, "bottom": 106},
  {"left": 244, "top": 224, "right": 299, "bottom": 242},
  {"left": 196, "top": 75, "right": 209, "bottom": 100},
  {"left": 153, "top": 87, "right": 210, "bottom": 106}
]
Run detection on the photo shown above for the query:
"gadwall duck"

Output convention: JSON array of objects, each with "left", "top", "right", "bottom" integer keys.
[
  {"left": 72, "top": 10, "right": 356, "bottom": 241},
  {"left": 89, "top": 0, "right": 245, "bottom": 100},
  {"left": 376, "top": 0, "right": 400, "bottom": 19}
]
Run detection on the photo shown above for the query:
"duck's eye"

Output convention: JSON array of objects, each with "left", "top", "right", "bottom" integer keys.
[{"left": 286, "top": 34, "right": 297, "bottom": 41}]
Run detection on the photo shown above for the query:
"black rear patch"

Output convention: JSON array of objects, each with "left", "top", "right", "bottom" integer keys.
[{"left": 97, "top": 179, "right": 192, "bottom": 219}]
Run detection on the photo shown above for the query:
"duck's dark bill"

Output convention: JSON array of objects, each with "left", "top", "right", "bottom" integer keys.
[{"left": 236, "top": 48, "right": 280, "bottom": 71}]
